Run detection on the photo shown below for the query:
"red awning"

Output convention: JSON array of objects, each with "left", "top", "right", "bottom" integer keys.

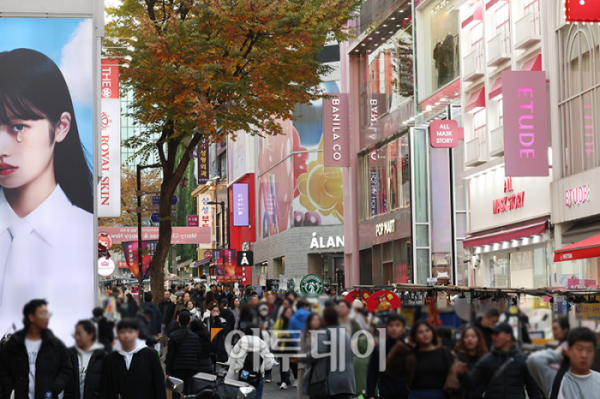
[
  {"left": 462, "top": 2, "right": 483, "bottom": 29},
  {"left": 489, "top": 77, "right": 503, "bottom": 99},
  {"left": 521, "top": 54, "right": 542, "bottom": 71},
  {"left": 465, "top": 88, "right": 486, "bottom": 113},
  {"left": 463, "top": 220, "right": 547, "bottom": 248},
  {"left": 554, "top": 233, "right": 600, "bottom": 262}
]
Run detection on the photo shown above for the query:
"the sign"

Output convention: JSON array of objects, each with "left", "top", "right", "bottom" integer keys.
[
  {"left": 309, "top": 232, "right": 344, "bottom": 249},
  {"left": 492, "top": 177, "right": 525, "bottom": 214},
  {"left": 98, "top": 59, "right": 121, "bottom": 218},
  {"left": 565, "top": 0, "right": 600, "bottom": 23},
  {"left": 98, "top": 257, "right": 116, "bottom": 277},
  {"left": 567, "top": 279, "right": 596, "bottom": 289},
  {"left": 237, "top": 251, "right": 254, "bottom": 266},
  {"left": 122, "top": 240, "right": 157, "bottom": 279},
  {"left": 370, "top": 167, "right": 378, "bottom": 217},
  {"left": 187, "top": 215, "right": 199, "bottom": 227},
  {"left": 575, "top": 303, "right": 600, "bottom": 321},
  {"left": 429, "top": 120, "right": 464, "bottom": 148},
  {"left": 565, "top": 185, "right": 590, "bottom": 207},
  {"left": 299, "top": 274, "right": 324, "bottom": 296},
  {"left": 197, "top": 139, "right": 209, "bottom": 185},
  {"left": 427, "top": 277, "right": 438, "bottom": 285},
  {"left": 151, "top": 213, "right": 160, "bottom": 224},
  {"left": 100, "top": 58, "right": 119, "bottom": 99},
  {"left": 502, "top": 71, "right": 549, "bottom": 177},
  {"left": 323, "top": 93, "right": 349, "bottom": 167},
  {"left": 151, "top": 195, "right": 178, "bottom": 206},
  {"left": 203, "top": 250, "right": 213, "bottom": 259},
  {"left": 232, "top": 183, "right": 249, "bottom": 226},
  {"left": 98, "top": 226, "right": 211, "bottom": 245},
  {"left": 198, "top": 193, "right": 214, "bottom": 229},
  {"left": 376, "top": 220, "right": 396, "bottom": 236},
  {"left": 259, "top": 274, "right": 267, "bottom": 287},
  {"left": 214, "top": 249, "right": 239, "bottom": 282}
]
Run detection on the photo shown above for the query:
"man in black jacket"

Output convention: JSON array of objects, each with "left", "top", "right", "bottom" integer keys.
[
  {"left": 219, "top": 299, "right": 236, "bottom": 336},
  {"left": 474, "top": 308, "right": 500, "bottom": 351},
  {"left": 99, "top": 318, "right": 166, "bottom": 399},
  {"left": 65, "top": 320, "right": 107, "bottom": 399},
  {"left": 166, "top": 311, "right": 202, "bottom": 399},
  {"left": 0, "top": 299, "right": 72, "bottom": 399},
  {"left": 366, "top": 314, "right": 410, "bottom": 399},
  {"left": 457, "top": 322, "right": 541, "bottom": 399},
  {"left": 140, "top": 292, "right": 162, "bottom": 336}
]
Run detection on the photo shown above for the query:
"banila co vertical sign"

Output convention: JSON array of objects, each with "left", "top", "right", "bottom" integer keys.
[
  {"left": 501, "top": 71, "right": 549, "bottom": 177},
  {"left": 99, "top": 58, "right": 121, "bottom": 217},
  {"left": 323, "top": 93, "right": 349, "bottom": 167}
]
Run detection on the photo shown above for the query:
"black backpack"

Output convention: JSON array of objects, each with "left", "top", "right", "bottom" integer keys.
[{"left": 238, "top": 350, "right": 263, "bottom": 387}]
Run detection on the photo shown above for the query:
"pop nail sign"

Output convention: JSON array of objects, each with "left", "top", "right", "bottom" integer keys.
[{"left": 430, "top": 120, "right": 464, "bottom": 148}]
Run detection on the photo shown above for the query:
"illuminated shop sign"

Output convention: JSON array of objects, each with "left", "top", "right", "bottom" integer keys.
[
  {"left": 376, "top": 220, "right": 397, "bottom": 236},
  {"left": 493, "top": 178, "right": 525, "bottom": 214},
  {"left": 565, "top": 185, "right": 590, "bottom": 207}
]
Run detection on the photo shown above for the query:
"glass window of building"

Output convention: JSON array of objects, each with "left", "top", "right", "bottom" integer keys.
[
  {"left": 419, "top": 0, "right": 460, "bottom": 100},
  {"left": 559, "top": 24, "right": 600, "bottom": 176},
  {"left": 358, "top": 133, "right": 410, "bottom": 221},
  {"left": 360, "top": 14, "right": 413, "bottom": 126}
]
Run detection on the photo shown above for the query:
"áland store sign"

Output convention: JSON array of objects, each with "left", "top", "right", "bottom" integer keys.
[
  {"left": 565, "top": 0, "right": 600, "bottom": 23},
  {"left": 502, "top": 71, "right": 549, "bottom": 177},
  {"left": 429, "top": 120, "right": 464, "bottom": 148},
  {"left": 323, "top": 93, "right": 349, "bottom": 167}
]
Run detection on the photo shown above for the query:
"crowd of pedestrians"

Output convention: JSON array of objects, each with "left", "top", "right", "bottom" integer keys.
[{"left": 0, "top": 283, "right": 599, "bottom": 399}]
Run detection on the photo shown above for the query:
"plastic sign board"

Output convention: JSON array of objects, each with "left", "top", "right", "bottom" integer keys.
[
  {"left": 323, "top": 93, "right": 349, "bottom": 167},
  {"left": 565, "top": 0, "right": 600, "bottom": 23},
  {"left": 501, "top": 71, "right": 549, "bottom": 177},
  {"left": 232, "top": 183, "right": 249, "bottom": 226},
  {"left": 187, "top": 215, "right": 200, "bottom": 227},
  {"left": 98, "top": 257, "right": 115, "bottom": 277},
  {"left": 237, "top": 251, "right": 254, "bottom": 266},
  {"left": 429, "top": 120, "right": 463, "bottom": 148}
]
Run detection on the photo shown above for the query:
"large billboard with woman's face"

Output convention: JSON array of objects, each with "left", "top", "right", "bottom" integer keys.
[{"left": 0, "top": 19, "right": 94, "bottom": 342}]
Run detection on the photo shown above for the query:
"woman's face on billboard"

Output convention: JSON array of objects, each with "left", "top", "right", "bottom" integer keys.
[{"left": 0, "top": 111, "right": 70, "bottom": 190}]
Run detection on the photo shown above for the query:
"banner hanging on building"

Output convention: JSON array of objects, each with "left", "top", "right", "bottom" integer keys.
[
  {"left": 565, "top": 0, "right": 600, "bottom": 23},
  {"left": 502, "top": 71, "right": 549, "bottom": 177},
  {"left": 122, "top": 240, "right": 157, "bottom": 278},
  {"left": 323, "top": 93, "right": 349, "bottom": 167},
  {"left": 232, "top": 183, "right": 249, "bottom": 226},
  {"left": 98, "top": 58, "right": 121, "bottom": 217},
  {"left": 197, "top": 139, "right": 209, "bottom": 185}
]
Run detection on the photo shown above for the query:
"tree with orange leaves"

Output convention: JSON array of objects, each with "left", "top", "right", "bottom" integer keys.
[{"left": 105, "top": 0, "right": 360, "bottom": 302}]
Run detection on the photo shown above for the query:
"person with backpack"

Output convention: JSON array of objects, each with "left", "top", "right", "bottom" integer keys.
[
  {"left": 64, "top": 320, "right": 107, "bottom": 399},
  {"left": 456, "top": 322, "right": 541, "bottom": 399},
  {"left": 0, "top": 299, "right": 72, "bottom": 399},
  {"left": 226, "top": 324, "right": 276, "bottom": 399},
  {"left": 527, "top": 327, "right": 600, "bottom": 399},
  {"left": 165, "top": 311, "right": 202, "bottom": 399}
]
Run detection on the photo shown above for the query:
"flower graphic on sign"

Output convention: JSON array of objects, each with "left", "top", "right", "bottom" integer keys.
[
  {"left": 297, "top": 137, "right": 344, "bottom": 223},
  {"left": 101, "top": 87, "right": 112, "bottom": 98},
  {"left": 101, "top": 111, "right": 111, "bottom": 131}
]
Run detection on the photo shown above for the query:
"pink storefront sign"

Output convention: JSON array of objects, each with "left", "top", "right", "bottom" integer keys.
[
  {"left": 97, "top": 226, "right": 211, "bottom": 245},
  {"left": 323, "top": 93, "right": 349, "bottom": 167},
  {"left": 429, "top": 120, "right": 463, "bottom": 148},
  {"left": 502, "top": 71, "right": 549, "bottom": 177}
]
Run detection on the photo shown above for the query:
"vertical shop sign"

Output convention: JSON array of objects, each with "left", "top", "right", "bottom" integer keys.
[
  {"left": 370, "top": 168, "right": 378, "bottom": 217},
  {"left": 323, "top": 93, "right": 349, "bottom": 167},
  {"left": 429, "top": 120, "right": 463, "bottom": 148},
  {"left": 99, "top": 59, "right": 121, "bottom": 217},
  {"left": 232, "top": 183, "right": 249, "bottom": 226},
  {"left": 565, "top": 0, "right": 600, "bottom": 23},
  {"left": 122, "top": 240, "right": 157, "bottom": 278},
  {"left": 197, "top": 139, "right": 209, "bottom": 185},
  {"left": 198, "top": 193, "right": 214, "bottom": 237},
  {"left": 502, "top": 71, "right": 549, "bottom": 177}
]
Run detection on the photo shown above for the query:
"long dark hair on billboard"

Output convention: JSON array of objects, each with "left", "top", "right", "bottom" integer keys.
[{"left": 0, "top": 48, "right": 93, "bottom": 213}]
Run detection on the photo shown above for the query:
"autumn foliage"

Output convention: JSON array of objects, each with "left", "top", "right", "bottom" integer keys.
[{"left": 106, "top": 0, "right": 360, "bottom": 301}]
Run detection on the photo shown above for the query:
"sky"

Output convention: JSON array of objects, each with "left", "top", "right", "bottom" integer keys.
[{"left": 0, "top": 18, "right": 94, "bottom": 163}]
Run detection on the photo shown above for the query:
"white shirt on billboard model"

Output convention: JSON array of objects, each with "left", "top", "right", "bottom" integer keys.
[{"left": 0, "top": 185, "right": 94, "bottom": 345}]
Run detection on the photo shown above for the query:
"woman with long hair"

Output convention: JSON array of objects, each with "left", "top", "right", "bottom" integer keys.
[
  {"left": 273, "top": 306, "right": 297, "bottom": 390},
  {"left": 190, "top": 319, "right": 214, "bottom": 374},
  {"left": 387, "top": 320, "right": 455, "bottom": 399},
  {"left": 186, "top": 299, "right": 202, "bottom": 320},
  {"left": 298, "top": 313, "right": 320, "bottom": 399},
  {"left": 454, "top": 325, "right": 488, "bottom": 399},
  {"left": 0, "top": 48, "right": 94, "bottom": 340}
]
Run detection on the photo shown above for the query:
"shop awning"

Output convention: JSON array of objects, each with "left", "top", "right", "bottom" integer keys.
[
  {"left": 465, "top": 88, "right": 486, "bottom": 113},
  {"left": 486, "top": 0, "right": 508, "bottom": 10},
  {"left": 554, "top": 233, "right": 600, "bottom": 262},
  {"left": 462, "top": 2, "right": 483, "bottom": 29},
  {"left": 521, "top": 54, "right": 542, "bottom": 72},
  {"left": 463, "top": 219, "right": 547, "bottom": 248},
  {"left": 489, "top": 76, "right": 503, "bottom": 99}
]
